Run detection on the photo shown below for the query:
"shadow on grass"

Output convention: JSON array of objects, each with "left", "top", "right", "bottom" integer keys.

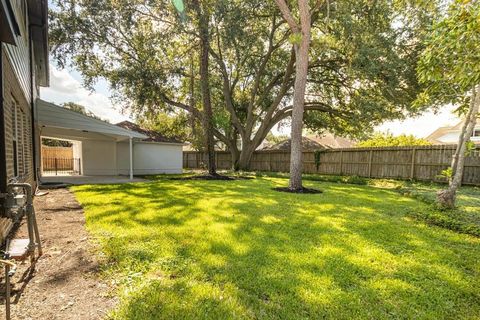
[{"left": 71, "top": 178, "right": 480, "bottom": 320}]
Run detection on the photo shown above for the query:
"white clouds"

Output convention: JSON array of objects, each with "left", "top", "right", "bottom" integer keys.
[{"left": 40, "top": 64, "right": 131, "bottom": 123}]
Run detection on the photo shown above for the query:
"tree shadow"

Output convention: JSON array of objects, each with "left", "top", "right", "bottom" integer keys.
[{"left": 72, "top": 178, "right": 480, "bottom": 319}]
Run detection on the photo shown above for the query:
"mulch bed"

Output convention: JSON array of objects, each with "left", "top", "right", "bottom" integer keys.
[
  {"left": 273, "top": 187, "right": 323, "bottom": 194},
  {"left": 1, "top": 188, "right": 116, "bottom": 320}
]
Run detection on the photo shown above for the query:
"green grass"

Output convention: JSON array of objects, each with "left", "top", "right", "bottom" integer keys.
[
  {"left": 72, "top": 177, "right": 480, "bottom": 319},
  {"left": 377, "top": 181, "right": 480, "bottom": 237}
]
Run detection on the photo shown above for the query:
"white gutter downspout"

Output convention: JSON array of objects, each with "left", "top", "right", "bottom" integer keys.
[{"left": 129, "top": 136, "right": 133, "bottom": 180}]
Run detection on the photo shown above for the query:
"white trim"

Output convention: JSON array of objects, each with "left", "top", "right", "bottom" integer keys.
[
  {"left": 129, "top": 137, "right": 133, "bottom": 180},
  {"left": 133, "top": 140, "right": 186, "bottom": 146}
]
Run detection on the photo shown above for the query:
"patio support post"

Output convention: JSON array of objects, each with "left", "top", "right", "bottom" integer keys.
[{"left": 129, "top": 137, "right": 133, "bottom": 180}]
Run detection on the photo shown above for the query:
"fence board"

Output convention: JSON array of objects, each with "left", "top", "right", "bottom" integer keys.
[
  {"left": 41, "top": 146, "right": 73, "bottom": 159},
  {"left": 183, "top": 145, "right": 480, "bottom": 185}
]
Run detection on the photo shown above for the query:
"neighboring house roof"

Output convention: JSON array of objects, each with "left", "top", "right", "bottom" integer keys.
[
  {"left": 37, "top": 99, "right": 147, "bottom": 140},
  {"left": 263, "top": 134, "right": 354, "bottom": 151},
  {"left": 426, "top": 120, "right": 479, "bottom": 144},
  {"left": 307, "top": 133, "right": 355, "bottom": 149},
  {"left": 426, "top": 126, "right": 456, "bottom": 144},
  {"left": 116, "top": 121, "right": 184, "bottom": 144}
]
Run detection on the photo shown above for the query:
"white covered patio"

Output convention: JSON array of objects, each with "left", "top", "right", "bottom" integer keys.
[
  {"left": 40, "top": 175, "right": 147, "bottom": 185},
  {"left": 37, "top": 99, "right": 147, "bottom": 181}
]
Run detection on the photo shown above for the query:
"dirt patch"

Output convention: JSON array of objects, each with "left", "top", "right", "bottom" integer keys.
[
  {"left": 273, "top": 187, "right": 323, "bottom": 194},
  {"left": 2, "top": 188, "right": 116, "bottom": 320},
  {"left": 170, "top": 175, "right": 254, "bottom": 181}
]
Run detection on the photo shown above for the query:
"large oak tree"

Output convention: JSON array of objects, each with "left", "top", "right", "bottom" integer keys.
[{"left": 50, "top": 0, "right": 436, "bottom": 170}]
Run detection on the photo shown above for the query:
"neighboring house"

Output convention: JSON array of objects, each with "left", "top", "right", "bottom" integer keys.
[
  {"left": 262, "top": 134, "right": 354, "bottom": 151},
  {"left": 426, "top": 121, "right": 480, "bottom": 145},
  {"left": 0, "top": 0, "right": 49, "bottom": 218},
  {"left": 36, "top": 100, "right": 184, "bottom": 178}
]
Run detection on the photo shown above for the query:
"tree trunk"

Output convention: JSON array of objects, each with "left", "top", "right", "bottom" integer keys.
[
  {"left": 288, "top": 36, "right": 310, "bottom": 190},
  {"left": 230, "top": 147, "right": 240, "bottom": 171},
  {"left": 437, "top": 85, "right": 479, "bottom": 208},
  {"left": 193, "top": 0, "right": 216, "bottom": 176},
  {"left": 288, "top": 1, "right": 311, "bottom": 191},
  {"left": 237, "top": 144, "right": 255, "bottom": 171}
]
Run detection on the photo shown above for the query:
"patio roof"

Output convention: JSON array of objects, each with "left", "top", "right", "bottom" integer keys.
[{"left": 37, "top": 99, "right": 147, "bottom": 140}]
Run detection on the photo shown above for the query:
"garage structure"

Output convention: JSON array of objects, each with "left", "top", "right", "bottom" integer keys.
[{"left": 37, "top": 99, "right": 184, "bottom": 180}]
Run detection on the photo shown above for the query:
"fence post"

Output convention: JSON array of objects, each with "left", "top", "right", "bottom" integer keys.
[
  {"left": 368, "top": 150, "right": 373, "bottom": 178},
  {"left": 268, "top": 152, "right": 272, "bottom": 172},
  {"left": 410, "top": 148, "right": 416, "bottom": 180},
  {"left": 339, "top": 150, "right": 344, "bottom": 175},
  {"left": 55, "top": 158, "right": 58, "bottom": 176}
]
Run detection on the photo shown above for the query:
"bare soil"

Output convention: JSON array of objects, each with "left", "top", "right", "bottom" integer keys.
[{"left": 1, "top": 188, "right": 116, "bottom": 320}]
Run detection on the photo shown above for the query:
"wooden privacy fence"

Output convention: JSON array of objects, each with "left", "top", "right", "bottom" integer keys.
[
  {"left": 41, "top": 146, "right": 73, "bottom": 159},
  {"left": 183, "top": 145, "right": 480, "bottom": 185}
]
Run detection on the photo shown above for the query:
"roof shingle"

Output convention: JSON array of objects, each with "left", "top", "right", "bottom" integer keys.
[{"left": 115, "top": 121, "right": 184, "bottom": 144}]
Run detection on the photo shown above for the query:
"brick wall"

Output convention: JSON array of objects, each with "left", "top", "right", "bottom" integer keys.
[{"left": 2, "top": 50, "right": 35, "bottom": 188}]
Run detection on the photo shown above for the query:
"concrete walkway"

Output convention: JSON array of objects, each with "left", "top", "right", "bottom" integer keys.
[{"left": 40, "top": 175, "right": 148, "bottom": 185}]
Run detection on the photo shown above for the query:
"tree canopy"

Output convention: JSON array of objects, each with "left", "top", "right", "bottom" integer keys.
[
  {"left": 416, "top": 0, "right": 480, "bottom": 112},
  {"left": 357, "top": 132, "right": 432, "bottom": 147},
  {"left": 416, "top": 0, "right": 480, "bottom": 208},
  {"left": 50, "top": 0, "right": 438, "bottom": 169}
]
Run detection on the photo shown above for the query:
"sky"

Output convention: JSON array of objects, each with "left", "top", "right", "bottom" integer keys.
[{"left": 40, "top": 63, "right": 461, "bottom": 137}]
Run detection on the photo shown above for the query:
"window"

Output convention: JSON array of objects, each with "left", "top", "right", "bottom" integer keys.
[
  {"left": 11, "top": 98, "right": 26, "bottom": 177},
  {"left": 12, "top": 100, "right": 18, "bottom": 177},
  {"left": 473, "top": 129, "right": 480, "bottom": 138}
]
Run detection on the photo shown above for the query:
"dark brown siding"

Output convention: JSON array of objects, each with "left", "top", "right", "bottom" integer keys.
[{"left": 2, "top": 50, "right": 35, "bottom": 187}]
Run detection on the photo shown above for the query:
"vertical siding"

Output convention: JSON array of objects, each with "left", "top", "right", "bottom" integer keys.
[
  {"left": 2, "top": 50, "right": 34, "bottom": 187},
  {"left": 3, "top": 0, "right": 31, "bottom": 101}
]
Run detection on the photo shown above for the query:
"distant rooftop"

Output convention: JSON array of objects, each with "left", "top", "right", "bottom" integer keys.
[
  {"left": 263, "top": 134, "right": 355, "bottom": 151},
  {"left": 116, "top": 121, "right": 184, "bottom": 144}
]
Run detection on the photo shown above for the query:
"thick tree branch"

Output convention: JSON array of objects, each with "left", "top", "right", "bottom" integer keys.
[{"left": 274, "top": 0, "right": 300, "bottom": 32}]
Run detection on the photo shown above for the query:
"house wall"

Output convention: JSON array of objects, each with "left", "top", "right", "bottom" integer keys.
[
  {"left": 81, "top": 139, "right": 118, "bottom": 175},
  {"left": 117, "top": 142, "right": 183, "bottom": 175},
  {"left": 4, "top": 0, "right": 32, "bottom": 101},
  {"left": 2, "top": 49, "right": 34, "bottom": 187},
  {"left": 437, "top": 126, "right": 480, "bottom": 144}
]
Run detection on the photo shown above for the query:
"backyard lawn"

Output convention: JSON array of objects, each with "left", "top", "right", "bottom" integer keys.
[{"left": 72, "top": 177, "right": 480, "bottom": 320}]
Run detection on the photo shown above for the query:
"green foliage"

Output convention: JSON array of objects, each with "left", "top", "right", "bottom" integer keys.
[
  {"left": 416, "top": 0, "right": 480, "bottom": 111},
  {"left": 288, "top": 32, "right": 302, "bottom": 45},
  {"left": 138, "top": 111, "right": 205, "bottom": 149},
  {"left": 437, "top": 167, "right": 453, "bottom": 180},
  {"left": 49, "top": 0, "right": 439, "bottom": 156},
  {"left": 264, "top": 133, "right": 289, "bottom": 145},
  {"left": 41, "top": 138, "right": 72, "bottom": 147},
  {"left": 72, "top": 178, "right": 480, "bottom": 319},
  {"left": 395, "top": 183, "right": 480, "bottom": 237},
  {"left": 62, "top": 102, "right": 104, "bottom": 121},
  {"left": 358, "top": 132, "right": 432, "bottom": 147},
  {"left": 465, "top": 140, "right": 476, "bottom": 155}
]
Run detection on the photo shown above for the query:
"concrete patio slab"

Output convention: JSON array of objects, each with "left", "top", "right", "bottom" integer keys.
[{"left": 40, "top": 175, "right": 148, "bottom": 185}]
